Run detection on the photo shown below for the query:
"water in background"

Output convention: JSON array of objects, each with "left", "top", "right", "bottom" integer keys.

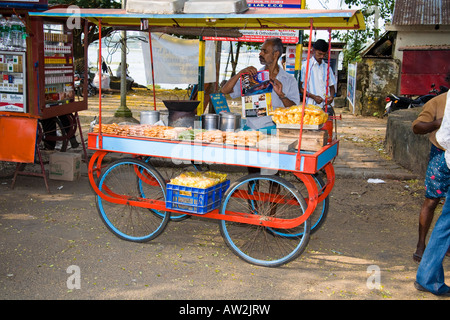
[{"left": 88, "top": 35, "right": 263, "bottom": 90}]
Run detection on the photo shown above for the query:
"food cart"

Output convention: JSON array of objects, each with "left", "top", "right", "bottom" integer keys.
[
  {"left": 0, "top": 1, "right": 89, "bottom": 192},
  {"left": 29, "top": 6, "right": 365, "bottom": 267}
]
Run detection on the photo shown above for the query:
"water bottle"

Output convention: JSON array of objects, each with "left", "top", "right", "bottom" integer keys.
[
  {"left": 0, "top": 14, "right": 8, "bottom": 50},
  {"left": 21, "top": 23, "right": 27, "bottom": 49},
  {"left": 8, "top": 15, "right": 23, "bottom": 50}
]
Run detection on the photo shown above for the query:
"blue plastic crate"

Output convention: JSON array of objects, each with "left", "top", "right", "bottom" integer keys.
[{"left": 165, "top": 180, "right": 230, "bottom": 214}]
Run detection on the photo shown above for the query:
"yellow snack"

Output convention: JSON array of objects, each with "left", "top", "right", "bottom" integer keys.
[
  {"left": 169, "top": 171, "right": 227, "bottom": 189},
  {"left": 270, "top": 104, "right": 329, "bottom": 125}
]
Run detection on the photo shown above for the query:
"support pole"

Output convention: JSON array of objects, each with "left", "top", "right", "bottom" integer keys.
[
  {"left": 295, "top": 19, "right": 314, "bottom": 171},
  {"left": 98, "top": 18, "right": 103, "bottom": 148},
  {"left": 114, "top": 0, "right": 132, "bottom": 117},
  {"left": 294, "top": 31, "right": 303, "bottom": 83},
  {"left": 148, "top": 30, "right": 157, "bottom": 110},
  {"left": 197, "top": 36, "right": 205, "bottom": 115}
]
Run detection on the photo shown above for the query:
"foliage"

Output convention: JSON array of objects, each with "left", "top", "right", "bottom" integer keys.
[
  {"left": 333, "top": 0, "right": 395, "bottom": 71},
  {"left": 48, "top": 0, "right": 121, "bottom": 62}
]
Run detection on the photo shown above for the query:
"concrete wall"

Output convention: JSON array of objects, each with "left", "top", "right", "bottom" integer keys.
[
  {"left": 354, "top": 58, "right": 401, "bottom": 116},
  {"left": 385, "top": 108, "right": 431, "bottom": 177},
  {"left": 392, "top": 28, "right": 450, "bottom": 63}
]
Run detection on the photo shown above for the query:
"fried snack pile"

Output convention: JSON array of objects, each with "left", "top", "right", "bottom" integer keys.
[
  {"left": 195, "top": 130, "right": 225, "bottom": 144},
  {"left": 93, "top": 124, "right": 176, "bottom": 138},
  {"left": 169, "top": 171, "right": 228, "bottom": 189},
  {"left": 92, "top": 125, "right": 265, "bottom": 147},
  {"left": 270, "top": 104, "right": 329, "bottom": 125},
  {"left": 224, "top": 131, "right": 264, "bottom": 147}
]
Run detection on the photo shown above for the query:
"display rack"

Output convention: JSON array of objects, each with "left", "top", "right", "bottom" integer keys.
[
  {"left": 42, "top": 23, "right": 75, "bottom": 108},
  {"left": 0, "top": 8, "right": 89, "bottom": 192},
  {"left": 0, "top": 51, "right": 27, "bottom": 113}
]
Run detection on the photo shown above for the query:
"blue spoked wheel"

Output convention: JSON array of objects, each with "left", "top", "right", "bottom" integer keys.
[
  {"left": 271, "top": 172, "right": 329, "bottom": 238},
  {"left": 219, "top": 174, "right": 310, "bottom": 267},
  {"left": 96, "top": 158, "right": 169, "bottom": 242},
  {"left": 300, "top": 173, "right": 329, "bottom": 235}
]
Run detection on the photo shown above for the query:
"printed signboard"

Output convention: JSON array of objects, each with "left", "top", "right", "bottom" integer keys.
[{"left": 246, "top": 0, "right": 302, "bottom": 9}]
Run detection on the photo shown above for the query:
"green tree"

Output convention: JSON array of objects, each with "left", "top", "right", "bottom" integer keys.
[
  {"left": 49, "top": 0, "right": 121, "bottom": 71},
  {"left": 334, "top": 0, "right": 395, "bottom": 70}
]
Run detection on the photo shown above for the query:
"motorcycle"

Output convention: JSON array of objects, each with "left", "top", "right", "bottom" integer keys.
[
  {"left": 74, "top": 72, "right": 97, "bottom": 98},
  {"left": 384, "top": 83, "right": 449, "bottom": 115}
]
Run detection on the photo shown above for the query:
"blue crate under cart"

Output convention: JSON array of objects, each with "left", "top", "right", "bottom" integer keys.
[{"left": 166, "top": 180, "right": 231, "bottom": 214}]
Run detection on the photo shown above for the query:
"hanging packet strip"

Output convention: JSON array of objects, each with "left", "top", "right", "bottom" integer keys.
[{"left": 240, "top": 70, "right": 273, "bottom": 96}]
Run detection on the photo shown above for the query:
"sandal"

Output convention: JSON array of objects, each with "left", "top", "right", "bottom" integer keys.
[{"left": 413, "top": 253, "right": 422, "bottom": 263}]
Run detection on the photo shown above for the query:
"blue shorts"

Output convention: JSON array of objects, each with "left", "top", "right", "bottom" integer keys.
[{"left": 425, "top": 144, "right": 450, "bottom": 199}]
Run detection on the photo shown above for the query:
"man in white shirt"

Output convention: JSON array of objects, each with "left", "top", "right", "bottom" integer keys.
[
  {"left": 221, "top": 38, "right": 300, "bottom": 109},
  {"left": 300, "top": 39, "right": 336, "bottom": 113},
  {"left": 415, "top": 89, "right": 450, "bottom": 296}
]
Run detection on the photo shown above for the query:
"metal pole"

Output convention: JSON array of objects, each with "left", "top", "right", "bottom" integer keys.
[
  {"left": 295, "top": 31, "right": 303, "bottom": 83},
  {"left": 114, "top": 0, "right": 132, "bottom": 117},
  {"left": 295, "top": 19, "right": 314, "bottom": 171},
  {"left": 98, "top": 19, "right": 103, "bottom": 148},
  {"left": 148, "top": 30, "right": 157, "bottom": 110},
  {"left": 197, "top": 36, "right": 205, "bottom": 115}
]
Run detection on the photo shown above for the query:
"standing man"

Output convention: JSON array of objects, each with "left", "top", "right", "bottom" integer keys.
[
  {"left": 221, "top": 37, "right": 300, "bottom": 109},
  {"left": 299, "top": 39, "right": 336, "bottom": 114},
  {"left": 415, "top": 91, "right": 450, "bottom": 297},
  {"left": 412, "top": 91, "right": 450, "bottom": 263}
]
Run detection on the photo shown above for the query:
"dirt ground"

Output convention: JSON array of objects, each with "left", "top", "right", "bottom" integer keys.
[{"left": 0, "top": 90, "right": 449, "bottom": 303}]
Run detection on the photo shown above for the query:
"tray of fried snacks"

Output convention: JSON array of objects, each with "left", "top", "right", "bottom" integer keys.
[
  {"left": 224, "top": 130, "right": 265, "bottom": 147},
  {"left": 194, "top": 130, "right": 225, "bottom": 144},
  {"left": 162, "top": 127, "right": 191, "bottom": 139},
  {"left": 169, "top": 171, "right": 228, "bottom": 189},
  {"left": 177, "top": 129, "right": 205, "bottom": 141},
  {"left": 126, "top": 124, "right": 152, "bottom": 137},
  {"left": 166, "top": 171, "right": 230, "bottom": 214},
  {"left": 92, "top": 123, "right": 129, "bottom": 135},
  {"left": 270, "top": 104, "right": 329, "bottom": 129}
]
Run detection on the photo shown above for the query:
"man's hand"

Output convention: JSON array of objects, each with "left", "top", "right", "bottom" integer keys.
[
  {"left": 311, "top": 94, "right": 323, "bottom": 105},
  {"left": 239, "top": 66, "right": 258, "bottom": 77},
  {"left": 413, "top": 118, "right": 443, "bottom": 135},
  {"left": 221, "top": 66, "right": 257, "bottom": 95},
  {"left": 271, "top": 79, "right": 283, "bottom": 97}
]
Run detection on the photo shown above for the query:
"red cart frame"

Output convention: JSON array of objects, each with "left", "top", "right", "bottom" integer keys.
[{"left": 30, "top": 7, "right": 365, "bottom": 267}]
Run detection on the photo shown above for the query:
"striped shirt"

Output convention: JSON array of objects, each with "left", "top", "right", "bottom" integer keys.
[{"left": 300, "top": 56, "right": 337, "bottom": 108}]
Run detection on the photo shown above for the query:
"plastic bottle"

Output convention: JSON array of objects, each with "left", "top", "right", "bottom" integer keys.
[
  {"left": 0, "top": 14, "right": 8, "bottom": 50},
  {"left": 7, "top": 15, "right": 23, "bottom": 50},
  {"left": 20, "top": 16, "right": 27, "bottom": 49}
]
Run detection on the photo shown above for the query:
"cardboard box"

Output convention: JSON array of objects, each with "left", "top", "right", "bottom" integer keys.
[{"left": 49, "top": 152, "right": 81, "bottom": 181}]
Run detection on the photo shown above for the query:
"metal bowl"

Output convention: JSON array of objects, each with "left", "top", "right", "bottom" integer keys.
[{"left": 162, "top": 100, "right": 200, "bottom": 112}]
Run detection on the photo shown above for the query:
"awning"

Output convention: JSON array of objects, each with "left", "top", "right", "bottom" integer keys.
[{"left": 29, "top": 8, "right": 365, "bottom": 31}]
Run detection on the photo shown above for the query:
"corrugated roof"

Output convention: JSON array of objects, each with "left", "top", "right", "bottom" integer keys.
[{"left": 392, "top": 0, "right": 450, "bottom": 26}]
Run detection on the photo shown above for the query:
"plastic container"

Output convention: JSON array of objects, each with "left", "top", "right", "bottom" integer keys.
[
  {"left": 0, "top": 15, "right": 7, "bottom": 50},
  {"left": 7, "top": 15, "right": 22, "bottom": 50},
  {"left": 165, "top": 180, "right": 230, "bottom": 214}
]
